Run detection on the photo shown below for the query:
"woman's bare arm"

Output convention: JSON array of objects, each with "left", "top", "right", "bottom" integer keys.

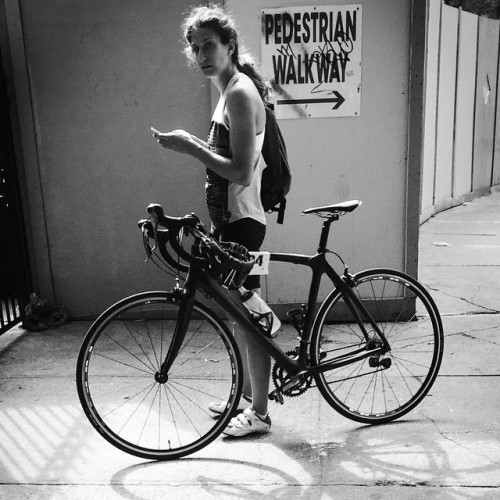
[{"left": 153, "top": 81, "right": 261, "bottom": 186}]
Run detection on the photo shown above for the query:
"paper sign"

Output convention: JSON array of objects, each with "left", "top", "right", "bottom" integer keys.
[
  {"left": 249, "top": 251, "right": 271, "bottom": 275},
  {"left": 261, "top": 5, "right": 362, "bottom": 119}
]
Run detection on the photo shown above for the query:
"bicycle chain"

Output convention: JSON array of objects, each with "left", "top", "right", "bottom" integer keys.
[
  {"left": 271, "top": 342, "right": 384, "bottom": 396},
  {"left": 314, "top": 341, "right": 391, "bottom": 387},
  {"left": 319, "top": 341, "right": 365, "bottom": 355},
  {"left": 323, "top": 366, "right": 390, "bottom": 385}
]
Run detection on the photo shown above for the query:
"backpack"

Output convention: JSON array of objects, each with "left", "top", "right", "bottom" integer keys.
[{"left": 261, "top": 103, "right": 292, "bottom": 224}]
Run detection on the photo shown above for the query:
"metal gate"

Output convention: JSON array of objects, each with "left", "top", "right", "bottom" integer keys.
[{"left": 0, "top": 49, "right": 31, "bottom": 334}]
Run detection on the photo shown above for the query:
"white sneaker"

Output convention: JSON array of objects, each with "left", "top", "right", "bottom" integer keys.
[
  {"left": 222, "top": 407, "right": 271, "bottom": 437},
  {"left": 208, "top": 393, "right": 251, "bottom": 415}
]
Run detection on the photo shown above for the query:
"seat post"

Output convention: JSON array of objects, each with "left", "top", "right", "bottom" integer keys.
[{"left": 317, "top": 215, "right": 337, "bottom": 252}]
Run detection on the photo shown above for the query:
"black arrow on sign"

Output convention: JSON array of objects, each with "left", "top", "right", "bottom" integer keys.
[{"left": 277, "top": 91, "right": 345, "bottom": 110}]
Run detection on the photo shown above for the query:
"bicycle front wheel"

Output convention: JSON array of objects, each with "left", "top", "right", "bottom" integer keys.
[
  {"left": 76, "top": 291, "right": 242, "bottom": 460},
  {"left": 311, "top": 269, "right": 443, "bottom": 424}
]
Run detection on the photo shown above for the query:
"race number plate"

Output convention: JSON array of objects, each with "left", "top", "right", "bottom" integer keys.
[{"left": 249, "top": 251, "right": 270, "bottom": 275}]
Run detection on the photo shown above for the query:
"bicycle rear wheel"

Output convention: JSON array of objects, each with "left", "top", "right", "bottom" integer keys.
[
  {"left": 76, "top": 291, "right": 242, "bottom": 460},
  {"left": 311, "top": 269, "right": 443, "bottom": 424}
]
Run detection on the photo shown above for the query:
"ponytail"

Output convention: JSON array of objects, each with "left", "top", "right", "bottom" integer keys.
[{"left": 236, "top": 54, "right": 272, "bottom": 103}]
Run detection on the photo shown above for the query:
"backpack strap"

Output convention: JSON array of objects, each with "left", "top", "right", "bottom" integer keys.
[
  {"left": 276, "top": 198, "right": 286, "bottom": 224},
  {"left": 261, "top": 103, "right": 291, "bottom": 224},
  {"left": 263, "top": 104, "right": 281, "bottom": 180},
  {"left": 263, "top": 104, "right": 285, "bottom": 223}
]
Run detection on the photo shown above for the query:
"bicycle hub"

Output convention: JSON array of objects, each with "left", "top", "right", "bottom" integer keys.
[{"left": 154, "top": 371, "right": 169, "bottom": 384}]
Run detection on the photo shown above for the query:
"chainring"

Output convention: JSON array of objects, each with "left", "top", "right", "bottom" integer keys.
[{"left": 272, "top": 350, "right": 313, "bottom": 398}]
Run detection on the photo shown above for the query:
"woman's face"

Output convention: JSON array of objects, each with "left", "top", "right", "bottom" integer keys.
[{"left": 189, "top": 27, "right": 233, "bottom": 78}]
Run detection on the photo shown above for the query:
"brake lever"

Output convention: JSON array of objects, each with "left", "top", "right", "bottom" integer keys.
[
  {"left": 148, "top": 212, "right": 160, "bottom": 248},
  {"left": 138, "top": 220, "right": 155, "bottom": 262},
  {"left": 144, "top": 224, "right": 156, "bottom": 252}
]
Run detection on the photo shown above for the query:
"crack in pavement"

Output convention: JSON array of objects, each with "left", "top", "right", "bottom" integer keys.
[
  {"left": 422, "top": 284, "right": 500, "bottom": 314},
  {"left": 444, "top": 329, "right": 500, "bottom": 346},
  {"left": 422, "top": 415, "right": 500, "bottom": 467}
]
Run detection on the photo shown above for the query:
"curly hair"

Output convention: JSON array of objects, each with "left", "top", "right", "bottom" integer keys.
[{"left": 182, "top": 4, "right": 271, "bottom": 101}]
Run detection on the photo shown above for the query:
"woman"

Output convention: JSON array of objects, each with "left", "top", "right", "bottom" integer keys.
[{"left": 153, "top": 4, "right": 272, "bottom": 437}]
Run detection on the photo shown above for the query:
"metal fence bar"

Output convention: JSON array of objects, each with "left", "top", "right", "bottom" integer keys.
[{"left": 0, "top": 297, "right": 22, "bottom": 334}]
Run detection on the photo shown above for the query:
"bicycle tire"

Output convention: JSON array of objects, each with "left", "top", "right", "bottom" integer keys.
[
  {"left": 310, "top": 268, "right": 443, "bottom": 424},
  {"left": 76, "top": 291, "right": 242, "bottom": 460}
]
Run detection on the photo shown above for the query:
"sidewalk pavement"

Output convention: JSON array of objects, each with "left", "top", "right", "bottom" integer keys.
[{"left": 1, "top": 193, "right": 499, "bottom": 499}]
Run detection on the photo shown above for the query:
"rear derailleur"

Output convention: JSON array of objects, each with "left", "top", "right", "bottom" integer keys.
[{"left": 366, "top": 337, "right": 392, "bottom": 369}]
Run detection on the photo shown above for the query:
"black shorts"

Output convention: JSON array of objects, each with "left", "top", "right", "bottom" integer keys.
[{"left": 220, "top": 218, "right": 266, "bottom": 290}]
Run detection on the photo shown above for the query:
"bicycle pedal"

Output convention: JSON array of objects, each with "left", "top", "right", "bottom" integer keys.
[
  {"left": 268, "top": 390, "right": 284, "bottom": 405},
  {"left": 286, "top": 308, "right": 302, "bottom": 320},
  {"left": 287, "top": 307, "right": 305, "bottom": 321}
]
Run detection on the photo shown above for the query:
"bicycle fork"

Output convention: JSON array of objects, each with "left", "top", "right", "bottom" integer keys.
[{"left": 156, "top": 275, "right": 198, "bottom": 383}]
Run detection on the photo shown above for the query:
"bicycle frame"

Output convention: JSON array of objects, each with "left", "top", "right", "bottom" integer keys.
[
  {"left": 77, "top": 203, "right": 444, "bottom": 460},
  {"left": 159, "top": 215, "right": 389, "bottom": 385}
]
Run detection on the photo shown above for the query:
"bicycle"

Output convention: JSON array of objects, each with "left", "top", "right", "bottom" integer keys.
[{"left": 76, "top": 200, "right": 444, "bottom": 461}]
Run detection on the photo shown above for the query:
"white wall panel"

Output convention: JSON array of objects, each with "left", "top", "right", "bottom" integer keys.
[
  {"left": 434, "top": 5, "right": 458, "bottom": 204},
  {"left": 494, "top": 69, "right": 500, "bottom": 185},
  {"left": 421, "top": 0, "right": 441, "bottom": 217},
  {"left": 453, "top": 10, "right": 478, "bottom": 197},
  {"left": 472, "top": 16, "right": 499, "bottom": 191}
]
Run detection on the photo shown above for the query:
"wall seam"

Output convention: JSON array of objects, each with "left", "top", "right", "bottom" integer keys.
[
  {"left": 471, "top": 16, "right": 480, "bottom": 192},
  {"left": 451, "top": 7, "right": 461, "bottom": 198},
  {"left": 406, "top": 0, "right": 427, "bottom": 278},
  {"left": 490, "top": 20, "right": 500, "bottom": 186},
  {"left": 17, "top": 0, "right": 55, "bottom": 302},
  {"left": 3, "top": 0, "right": 54, "bottom": 302},
  {"left": 432, "top": 0, "right": 443, "bottom": 206}
]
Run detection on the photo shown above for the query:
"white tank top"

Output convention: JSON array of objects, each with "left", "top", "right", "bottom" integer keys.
[{"left": 206, "top": 73, "right": 267, "bottom": 228}]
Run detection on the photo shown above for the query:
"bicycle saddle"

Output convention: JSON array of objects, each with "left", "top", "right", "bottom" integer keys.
[{"left": 303, "top": 200, "right": 362, "bottom": 217}]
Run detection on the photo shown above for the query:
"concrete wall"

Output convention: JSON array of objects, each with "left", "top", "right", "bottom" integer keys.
[
  {"left": 2, "top": 0, "right": 211, "bottom": 316},
  {"left": 1, "top": 0, "right": 421, "bottom": 317}
]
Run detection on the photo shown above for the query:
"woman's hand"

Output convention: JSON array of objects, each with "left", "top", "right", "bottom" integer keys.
[{"left": 152, "top": 128, "right": 195, "bottom": 155}]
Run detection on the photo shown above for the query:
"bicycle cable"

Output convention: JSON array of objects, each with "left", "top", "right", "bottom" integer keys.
[
  {"left": 326, "top": 250, "right": 349, "bottom": 273},
  {"left": 141, "top": 224, "right": 187, "bottom": 283}
]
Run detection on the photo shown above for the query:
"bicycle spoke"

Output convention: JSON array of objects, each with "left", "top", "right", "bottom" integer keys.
[
  {"left": 102, "top": 329, "right": 158, "bottom": 374},
  {"left": 174, "top": 320, "right": 205, "bottom": 360},
  {"left": 92, "top": 351, "right": 155, "bottom": 376},
  {"left": 391, "top": 353, "right": 433, "bottom": 371},
  {"left": 107, "top": 380, "right": 157, "bottom": 425},
  {"left": 125, "top": 320, "right": 160, "bottom": 373},
  {"left": 138, "top": 384, "right": 161, "bottom": 445},
  {"left": 163, "top": 383, "right": 203, "bottom": 438},
  {"left": 169, "top": 337, "right": 220, "bottom": 375},
  {"left": 139, "top": 307, "right": 162, "bottom": 370},
  {"left": 163, "top": 384, "right": 181, "bottom": 449},
  {"left": 90, "top": 378, "right": 154, "bottom": 400},
  {"left": 169, "top": 378, "right": 227, "bottom": 408},
  {"left": 167, "top": 380, "right": 214, "bottom": 419}
]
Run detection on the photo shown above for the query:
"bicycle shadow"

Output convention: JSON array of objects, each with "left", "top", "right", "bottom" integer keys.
[
  {"left": 108, "top": 408, "right": 500, "bottom": 499},
  {"left": 274, "top": 413, "right": 500, "bottom": 494},
  {"left": 110, "top": 456, "right": 308, "bottom": 499}
]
